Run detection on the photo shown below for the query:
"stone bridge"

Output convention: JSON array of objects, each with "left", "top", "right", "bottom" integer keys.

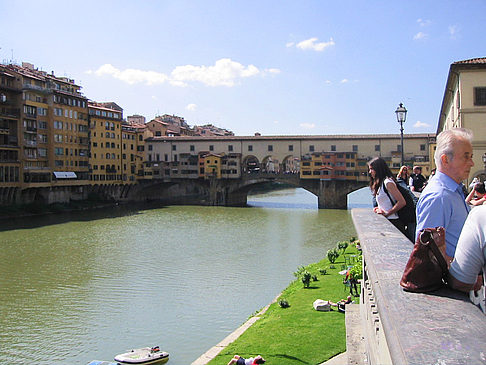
[{"left": 128, "top": 173, "right": 368, "bottom": 209}]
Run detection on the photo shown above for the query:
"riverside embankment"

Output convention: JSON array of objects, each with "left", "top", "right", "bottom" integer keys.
[{"left": 193, "top": 243, "right": 362, "bottom": 365}]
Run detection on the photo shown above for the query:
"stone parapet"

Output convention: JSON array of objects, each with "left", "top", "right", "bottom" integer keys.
[{"left": 351, "top": 208, "right": 486, "bottom": 364}]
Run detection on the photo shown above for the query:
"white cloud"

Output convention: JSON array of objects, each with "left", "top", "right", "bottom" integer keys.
[
  {"left": 293, "top": 37, "right": 335, "bottom": 52},
  {"left": 171, "top": 58, "right": 261, "bottom": 87},
  {"left": 88, "top": 63, "right": 169, "bottom": 85},
  {"left": 300, "top": 123, "right": 315, "bottom": 129},
  {"left": 417, "top": 18, "right": 431, "bottom": 27},
  {"left": 186, "top": 103, "right": 197, "bottom": 111},
  {"left": 325, "top": 80, "right": 332, "bottom": 84},
  {"left": 273, "top": 120, "right": 279, "bottom": 124},
  {"left": 449, "top": 25, "right": 459, "bottom": 39},
  {"left": 286, "top": 42, "right": 295, "bottom": 48},
  {"left": 413, "top": 32, "right": 428, "bottom": 40},
  {"left": 87, "top": 58, "right": 279, "bottom": 88},
  {"left": 340, "top": 79, "right": 349, "bottom": 84},
  {"left": 413, "top": 120, "right": 431, "bottom": 128},
  {"left": 265, "top": 68, "right": 281, "bottom": 75}
]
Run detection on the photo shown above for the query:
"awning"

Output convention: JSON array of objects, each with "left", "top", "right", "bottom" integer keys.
[{"left": 53, "top": 171, "right": 77, "bottom": 179}]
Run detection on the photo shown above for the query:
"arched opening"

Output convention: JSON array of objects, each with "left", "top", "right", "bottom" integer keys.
[
  {"left": 282, "top": 155, "right": 300, "bottom": 174},
  {"left": 242, "top": 155, "right": 260, "bottom": 173},
  {"left": 246, "top": 182, "right": 318, "bottom": 209},
  {"left": 261, "top": 155, "right": 279, "bottom": 173},
  {"left": 347, "top": 186, "right": 373, "bottom": 209}
]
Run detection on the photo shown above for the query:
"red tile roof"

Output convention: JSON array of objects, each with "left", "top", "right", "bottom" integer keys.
[{"left": 453, "top": 57, "right": 486, "bottom": 65}]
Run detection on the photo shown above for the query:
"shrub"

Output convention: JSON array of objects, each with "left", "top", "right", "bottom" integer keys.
[
  {"left": 301, "top": 270, "right": 311, "bottom": 288},
  {"left": 337, "top": 241, "right": 349, "bottom": 254},
  {"left": 312, "top": 275, "right": 318, "bottom": 281},
  {"left": 348, "top": 255, "right": 363, "bottom": 280},
  {"left": 327, "top": 248, "right": 339, "bottom": 264},
  {"left": 278, "top": 299, "right": 290, "bottom": 308},
  {"left": 319, "top": 268, "right": 327, "bottom": 275}
]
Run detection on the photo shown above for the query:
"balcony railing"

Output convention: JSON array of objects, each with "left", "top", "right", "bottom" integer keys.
[
  {"left": 24, "top": 140, "right": 37, "bottom": 147},
  {"left": 23, "top": 83, "right": 47, "bottom": 92}
]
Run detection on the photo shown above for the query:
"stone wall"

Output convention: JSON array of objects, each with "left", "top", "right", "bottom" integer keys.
[{"left": 351, "top": 209, "right": 485, "bottom": 364}]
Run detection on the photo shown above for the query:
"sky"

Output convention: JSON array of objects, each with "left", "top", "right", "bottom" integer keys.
[{"left": 1, "top": 0, "right": 485, "bottom": 136}]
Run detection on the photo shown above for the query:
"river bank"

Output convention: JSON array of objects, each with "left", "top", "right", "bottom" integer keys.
[
  {"left": 196, "top": 242, "right": 361, "bottom": 365},
  {"left": 0, "top": 199, "right": 122, "bottom": 220}
]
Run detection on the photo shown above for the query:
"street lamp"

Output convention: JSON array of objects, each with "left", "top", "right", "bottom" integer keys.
[{"left": 395, "top": 103, "right": 407, "bottom": 166}]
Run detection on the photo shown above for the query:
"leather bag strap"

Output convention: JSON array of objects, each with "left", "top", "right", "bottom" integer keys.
[{"left": 420, "top": 230, "right": 448, "bottom": 278}]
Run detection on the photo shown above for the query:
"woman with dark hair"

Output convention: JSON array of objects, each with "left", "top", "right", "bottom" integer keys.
[
  {"left": 465, "top": 181, "right": 486, "bottom": 206},
  {"left": 369, "top": 157, "right": 407, "bottom": 234}
]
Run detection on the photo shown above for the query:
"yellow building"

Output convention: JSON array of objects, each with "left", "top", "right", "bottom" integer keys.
[
  {"left": 21, "top": 70, "right": 50, "bottom": 185},
  {"left": 88, "top": 102, "right": 123, "bottom": 183},
  {"left": 437, "top": 57, "right": 486, "bottom": 182},
  {"left": 203, "top": 153, "right": 222, "bottom": 179},
  {"left": 122, "top": 121, "right": 147, "bottom": 183}
]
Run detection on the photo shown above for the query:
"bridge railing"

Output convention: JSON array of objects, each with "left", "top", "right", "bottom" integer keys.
[
  {"left": 240, "top": 171, "right": 300, "bottom": 181},
  {"left": 351, "top": 208, "right": 485, "bottom": 364}
]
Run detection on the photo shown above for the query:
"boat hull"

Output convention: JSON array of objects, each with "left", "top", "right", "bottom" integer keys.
[{"left": 114, "top": 347, "right": 169, "bottom": 365}]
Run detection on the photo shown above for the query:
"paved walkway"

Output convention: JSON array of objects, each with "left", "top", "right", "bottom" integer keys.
[{"left": 319, "top": 352, "right": 347, "bottom": 365}]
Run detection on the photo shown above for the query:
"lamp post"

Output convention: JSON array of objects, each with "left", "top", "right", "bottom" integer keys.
[{"left": 395, "top": 103, "right": 407, "bottom": 166}]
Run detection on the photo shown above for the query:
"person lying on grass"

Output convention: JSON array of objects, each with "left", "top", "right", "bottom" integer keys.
[
  {"left": 329, "top": 295, "right": 353, "bottom": 312},
  {"left": 227, "top": 354, "right": 266, "bottom": 365}
]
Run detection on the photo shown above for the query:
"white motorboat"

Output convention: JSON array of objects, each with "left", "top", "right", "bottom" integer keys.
[{"left": 114, "top": 346, "right": 169, "bottom": 364}]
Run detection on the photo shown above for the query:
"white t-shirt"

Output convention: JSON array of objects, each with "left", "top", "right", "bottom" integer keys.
[
  {"left": 376, "top": 178, "right": 399, "bottom": 220},
  {"left": 450, "top": 205, "right": 486, "bottom": 284}
]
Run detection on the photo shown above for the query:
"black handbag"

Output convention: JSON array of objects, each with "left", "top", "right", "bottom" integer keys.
[{"left": 400, "top": 227, "right": 448, "bottom": 293}]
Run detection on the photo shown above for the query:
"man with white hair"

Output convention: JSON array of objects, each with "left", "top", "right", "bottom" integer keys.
[{"left": 415, "top": 128, "right": 474, "bottom": 261}]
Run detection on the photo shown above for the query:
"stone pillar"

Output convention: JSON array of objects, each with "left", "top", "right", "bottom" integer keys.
[{"left": 317, "top": 180, "right": 350, "bottom": 209}]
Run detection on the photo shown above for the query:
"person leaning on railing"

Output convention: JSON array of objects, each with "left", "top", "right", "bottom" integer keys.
[
  {"left": 368, "top": 157, "right": 406, "bottom": 236},
  {"left": 415, "top": 128, "right": 475, "bottom": 262}
]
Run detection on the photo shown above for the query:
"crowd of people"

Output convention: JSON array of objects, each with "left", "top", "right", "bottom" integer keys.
[{"left": 369, "top": 128, "right": 485, "bottom": 312}]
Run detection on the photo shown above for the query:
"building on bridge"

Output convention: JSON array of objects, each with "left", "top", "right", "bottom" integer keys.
[{"left": 144, "top": 134, "right": 436, "bottom": 181}]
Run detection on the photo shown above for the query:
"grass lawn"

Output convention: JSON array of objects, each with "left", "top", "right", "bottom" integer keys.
[{"left": 207, "top": 242, "right": 361, "bottom": 365}]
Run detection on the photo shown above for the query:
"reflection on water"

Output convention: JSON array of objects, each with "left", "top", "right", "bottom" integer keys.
[{"left": 0, "top": 188, "right": 369, "bottom": 365}]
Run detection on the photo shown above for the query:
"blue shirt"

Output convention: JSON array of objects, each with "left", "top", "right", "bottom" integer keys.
[{"left": 415, "top": 171, "right": 470, "bottom": 257}]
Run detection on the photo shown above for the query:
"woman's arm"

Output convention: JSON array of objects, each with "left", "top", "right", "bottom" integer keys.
[
  {"left": 384, "top": 180, "right": 406, "bottom": 217},
  {"left": 465, "top": 187, "right": 476, "bottom": 204},
  {"left": 470, "top": 196, "right": 486, "bottom": 206}
]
